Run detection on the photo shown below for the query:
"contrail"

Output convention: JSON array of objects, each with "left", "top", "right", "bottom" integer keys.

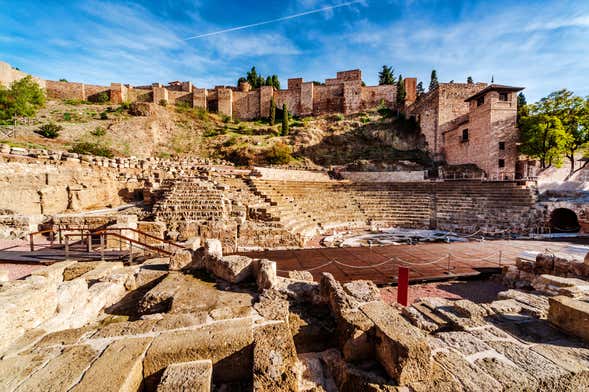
[{"left": 185, "top": 0, "right": 365, "bottom": 40}]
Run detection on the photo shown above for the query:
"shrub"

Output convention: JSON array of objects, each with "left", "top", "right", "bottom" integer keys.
[
  {"left": 99, "top": 111, "right": 108, "bottom": 120},
  {"left": 221, "top": 114, "right": 231, "bottom": 123},
  {"left": 224, "top": 146, "right": 255, "bottom": 166},
  {"left": 90, "top": 127, "right": 106, "bottom": 137},
  {"left": 334, "top": 113, "right": 345, "bottom": 121},
  {"left": 63, "top": 112, "right": 72, "bottom": 121},
  {"left": 360, "top": 116, "right": 370, "bottom": 124},
  {"left": 95, "top": 92, "right": 110, "bottom": 103},
  {"left": 0, "top": 76, "right": 46, "bottom": 121},
  {"left": 159, "top": 99, "right": 168, "bottom": 106},
  {"left": 118, "top": 101, "right": 131, "bottom": 111},
  {"left": 63, "top": 99, "right": 86, "bottom": 105},
  {"left": 70, "top": 141, "right": 114, "bottom": 158},
  {"left": 265, "top": 142, "right": 292, "bottom": 165},
  {"left": 175, "top": 101, "right": 191, "bottom": 110},
  {"left": 35, "top": 122, "right": 62, "bottom": 139}
]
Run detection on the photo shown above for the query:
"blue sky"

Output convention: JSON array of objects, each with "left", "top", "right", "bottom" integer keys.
[{"left": 1, "top": 0, "right": 588, "bottom": 102}]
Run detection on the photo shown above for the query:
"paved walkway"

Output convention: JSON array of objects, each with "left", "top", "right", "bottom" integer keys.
[{"left": 239, "top": 239, "right": 588, "bottom": 284}]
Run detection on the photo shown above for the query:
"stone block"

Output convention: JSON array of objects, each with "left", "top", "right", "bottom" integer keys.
[
  {"left": 157, "top": 360, "right": 212, "bottom": 392},
  {"left": 204, "top": 238, "right": 223, "bottom": 259},
  {"left": 30, "top": 260, "right": 76, "bottom": 285},
  {"left": 401, "top": 306, "right": 438, "bottom": 332},
  {"left": 15, "top": 345, "right": 99, "bottom": 392},
  {"left": 343, "top": 280, "right": 381, "bottom": 303},
  {"left": 452, "top": 299, "right": 490, "bottom": 318},
  {"left": 288, "top": 270, "right": 314, "bottom": 282},
  {"left": 433, "top": 349, "right": 501, "bottom": 391},
  {"left": 40, "top": 277, "right": 89, "bottom": 332},
  {"left": 256, "top": 259, "right": 277, "bottom": 291},
  {"left": 360, "top": 301, "right": 431, "bottom": 384},
  {"left": 0, "top": 347, "right": 61, "bottom": 391},
  {"left": 71, "top": 338, "right": 152, "bottom": 392},
  {"left": 169, "top": 249, "right": 193, "bottom": 271},
  {"left": 208, "top": 255, "right": 254, "bottom": 283},
  {"left": 139, "top": 272, "right": 183, "bottom": 314},
  {"left": 253, "top": 322, "right": 298, "bottom": 391},
  {"left": 143, "top": 318, "right": 254, "bottom": 387},
  {"left": 64, "top": 261, "right": 101, "bottom": 281},
  {"left": 549, "top": 296, "right": 589, "bottom": 342}
]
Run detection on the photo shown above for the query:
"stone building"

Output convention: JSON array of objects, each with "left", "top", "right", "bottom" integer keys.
[{"left": 408, "top": 83, "right": 524, "bottom": 178}]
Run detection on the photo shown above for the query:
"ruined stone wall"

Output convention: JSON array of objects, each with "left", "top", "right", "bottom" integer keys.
[
  {"left": 312, "top": 84, "right": 344, "bottom": 114},
  {"left": 0, "top": 61, "right": 46, "bottom": 89},
  {"left": 45, "top": 80, "right": 86, "bottom": 100},
  {"left": 408, "top": 89, "right": 439, "bottom": 154},
  {"left": 168, "top": 90, "right": 193, "bottom": 106},
  {"left": 274, "top": 89, "right": 301, "bottom": 114},
  {"left": 0, "top": 161, "right": 134, "bottom": 215},
  {"left": 128, "top": 87, "right": 153, "bottom": 103},
  {"left": 361, "top": 85, "right": 396, "bottom": 110},
  {"left": 233, "top": 90, "right": 261, "bottom": 120}
]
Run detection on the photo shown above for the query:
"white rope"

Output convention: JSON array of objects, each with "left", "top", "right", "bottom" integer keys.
[
  {"left": 332, "top": 259, "right": 393, "bottom": 269},
  {"left": 395, "top": 254, "right": 449, "bottom": 266}
]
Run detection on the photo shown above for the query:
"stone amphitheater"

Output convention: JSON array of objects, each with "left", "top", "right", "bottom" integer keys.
[
  {"left": 2, "top": 67, "right": 589, "bottom": 391},
  {"left": 2, "top": 143, "right": 589, "bottom": 391}
]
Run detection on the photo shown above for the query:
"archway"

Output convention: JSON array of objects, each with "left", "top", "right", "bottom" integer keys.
[{"left": 550, "top": 208, "right": 580, "bottom": 233}]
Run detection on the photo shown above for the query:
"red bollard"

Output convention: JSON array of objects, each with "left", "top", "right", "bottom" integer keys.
[{"left": 397, "top": 266, "right": 409, "bottom": 306}]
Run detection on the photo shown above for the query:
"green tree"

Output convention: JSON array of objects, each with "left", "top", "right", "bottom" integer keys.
[
  {"left": 535, "top": 89, "right": 589, "bottom": 176},
  {"left": 378, "top": 65, "right": 395, "bottom": 85},
  {"left": 429, "top": 69, "right": 439, "bottom": 91},
  {"left": 281, "top": 104, "right": 289, "bottom": 136},
  {"left": 416, "top": 81, "right": 425, "bottom": 96},
  {"left": 0, "top": 76, "right": 45, "bottom": 121},
  {"left": 269, "top": 96, "right": 276, "bottom": 125},
  {"left": 467, "top": 76, "right": 473, "bottom": 84},
  {"left": 271, "top": 75, "right": 280, "bottom": 90},
  {"left": 396, "top": 74, "right": 406, "bottom": 107},
  {"left": 519, "top": 113, "right": 570, "bottom": 169},
  {"left": 265, "top": 76, "right": 272, "bottom": 87},
  {"left": 517, "top": 92, "right": 528, "bottom": 127}
]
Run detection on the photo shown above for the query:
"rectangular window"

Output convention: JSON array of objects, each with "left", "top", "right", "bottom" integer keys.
[
  {"left": 477, "top": 96, "right": 485, "bottom": 106},
  {"left": 498, "top": 159, "right": 505, "bottom": 168},
  {"left": 499, "top": 141, "right": 505, "bottom": 150},
  {"left": 499, "top": 93, "right": 508, "bottom": 101},
  {"left": 461, "top": 129, "right": 469, "bottom": 142}
]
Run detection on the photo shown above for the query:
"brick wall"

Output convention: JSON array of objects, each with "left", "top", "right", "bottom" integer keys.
[{"left": 46, "top": 80, "right": 86, "bottom": 100}]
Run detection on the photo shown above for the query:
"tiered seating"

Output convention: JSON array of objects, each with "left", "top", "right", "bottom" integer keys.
[
  {"left": 347, "top": 183, "right": 433, "bottom": 228},
  {"left": 433, "top": 182, "right": 537, "bottom": 233},
  {"left": 153, "top": 178, "right": 227, "bottom": 223},
  {"left": 250, "top": 180, "right": 367, "bottom": 237}
]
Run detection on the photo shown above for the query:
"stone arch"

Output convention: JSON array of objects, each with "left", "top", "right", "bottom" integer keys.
[{"left": 550, "top": 208, "right": 580, "bottom": 233}]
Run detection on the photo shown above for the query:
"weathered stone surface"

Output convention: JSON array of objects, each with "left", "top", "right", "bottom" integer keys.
[
  {"left": 432, "top": 349, "right": 501, "bottom": 391},
  {"left": 497, "top": 289, "right": 550, "bottom": 318},
  {"left": 64, "top": 261, "right": 101, "bottom": 281},
  {"left": 77, "top": 281, "right": 126, "bottom": 325},
  {"left": 343, "top": 280, "right": 381, "bottom": 303},
  {"left": 297, "top": 352, "right": 338, "bottom": 392},
  {"left": 361, "top": 301, "right": 431, "bottom": 384},
  {"left": 41, "top": 277, "right": 89, "bottom": 332},
  {"left": 435, "top": 331, "right": 492, "bottom": 356},
  {"left": 474, "top": 356, "right": 538, "bottom": 391},
  {"left": 204, "top": 238, "right": 223, "bottom": 259},
  {"left": 80, "top": 261, "right": 124, "bottom": 283},
  {"left": 253, "top": 322, "right": 299, "bottom": 391},
  {"left": 533, "top": 275, "right": 589, "bottom": 298},
  {"left": 288, "top": 270, "right": 314, "bottom": 282},
  {"left": 549, "top": 296, "right": 589, "bottom": 342},
  {"left": 0, "top": 347, "right": 61, "bottom": 391},
  {"left": 135, "top": 266, "right": 168, "bottom": 287},
  {"left": 487, "top": 340, "right": 572, "bottom": 389},
  {"left": 143, "top": 318, "right": 254, "bottom": 386},
  {"left": 452, "top": 299, "right": 489, "bottom": 318},
  {"left": 157, "top": 360, "right": 212, "bottom": 392},
  {"left": 169, "top": 249, "right": 193, "bottom": 271},
  {"left": 30, "top": 260, "right": 75, "bottom": 284},
  {"left": 254, "top": 295, "right": 290, "bottom": 322},
  {"left": 0, "top": 269, "right": 8, "bottom": 282},
  {"left": 256, "top": 259, "right": 277, "bottom": 291},
  {"left": 71, "top": 338, "right": 152, "bottom": 392},
  {"left": 15, "top": 345, "right": 99, "bottom": 392},
  {"left": 37, "top": 326, "right": 95, "bottom": 347},
  {"left": 402, "top": 306, "right": 438, "bottom": 332},
  {"left": 139, "top": 272, "right": 183, "bottom": 314},
  {"left": 208, "top": 255, "right": 254, "bottom": 283}
]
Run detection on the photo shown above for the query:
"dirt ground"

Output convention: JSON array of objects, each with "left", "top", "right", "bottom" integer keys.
[{"left": 380, "top": 277, "right": 507, "bottom": 305}]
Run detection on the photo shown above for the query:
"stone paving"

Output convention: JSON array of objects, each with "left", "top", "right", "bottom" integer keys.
[{"left": 240, "top": 239, "right": 586, "bottom": 284}]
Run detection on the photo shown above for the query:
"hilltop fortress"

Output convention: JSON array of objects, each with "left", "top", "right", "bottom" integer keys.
[{"left": 1, "top": 61, "right": 524, "bottom": 178}]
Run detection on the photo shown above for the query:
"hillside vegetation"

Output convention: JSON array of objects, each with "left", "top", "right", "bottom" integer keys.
[{"left": 1, "top": 97, "right": 429, "bottom": 168}]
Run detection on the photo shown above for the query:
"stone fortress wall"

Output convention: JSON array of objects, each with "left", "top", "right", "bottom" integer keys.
[{"left": 0, "top": 61, "right": 412, "bottom": 120}]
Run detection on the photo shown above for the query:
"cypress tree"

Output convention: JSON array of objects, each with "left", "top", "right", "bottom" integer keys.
[
  {"left": 396, "top": 74, "right": 406, "bottom": 107},
  {"left": 281, "top": 104, "right": 289, "bottom": 136},
  {"left": 416, "top": 81, "right": 425, "bottom": 95},
  {"left": 467, "top": 76, "right": 473, "bottom": 84},
  {"left": 265, "top": 76, "right": 272, "bottom": 86},
  {"left": 429, "top": 69, "right": 439, "bottom": 91},
  {"left": 378, "top": 65, "right": 395, "bottom": 85},
  {"left": 271, "top": 75, "right": 280, "bottom": 90},
  {"left": 270, "top": 97, "right": 276, "bottom": 126}
]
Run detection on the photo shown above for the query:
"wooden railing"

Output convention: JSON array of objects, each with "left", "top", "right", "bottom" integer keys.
[{"left": 29, "top": 225, "right": 186, "bottom": 261}]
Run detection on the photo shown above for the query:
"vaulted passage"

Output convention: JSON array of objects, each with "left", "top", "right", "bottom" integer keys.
[{"left": 550, "top": 208, "right": 580, "bottom": 233}]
